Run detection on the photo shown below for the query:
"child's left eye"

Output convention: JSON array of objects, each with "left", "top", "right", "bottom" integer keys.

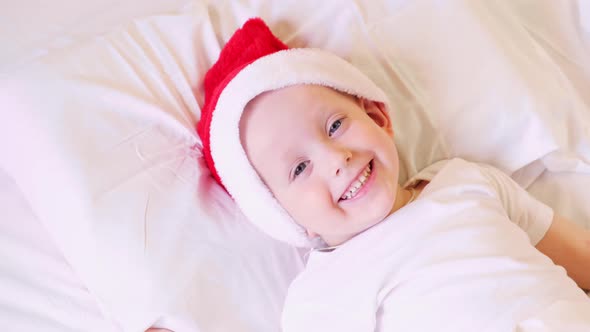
[{"left": 328, "top": 119, "right": 342, "bottom": 137}]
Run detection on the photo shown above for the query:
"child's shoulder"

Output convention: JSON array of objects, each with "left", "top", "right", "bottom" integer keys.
[
  {"left": 404, "top": 158, "right": 489, "bottom": 186},
  {"left": 404, "top": 158, "right": 512, "bottom": 196}
]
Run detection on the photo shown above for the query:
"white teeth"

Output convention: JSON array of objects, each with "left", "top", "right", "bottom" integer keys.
[{"left": 341, "top": 163, "right": 372, "bottom": 200}]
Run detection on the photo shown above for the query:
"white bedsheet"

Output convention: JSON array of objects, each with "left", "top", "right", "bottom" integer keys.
[
  {"left": 0, "top": 0, "right": 189, "bottom": 71},
  {"left": 1, "top": 0, "right": 589, "bottom": 331},
  {"left": 0, "top": 167, "right": 119, "bottom": 331},
  {"left": 2, "top": 1, "right": 189, "bottom": 330},
  {"left": 1, "top": 169, "right": 586, "bottom": 332}
]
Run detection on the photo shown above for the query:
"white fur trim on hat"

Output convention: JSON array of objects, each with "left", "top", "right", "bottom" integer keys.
[{"left": 210, "top": 48, "right": 389, "bottom": 247}]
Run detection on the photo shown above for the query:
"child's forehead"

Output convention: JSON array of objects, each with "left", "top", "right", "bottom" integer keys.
[
  {"left": 248, "top": 87, "right": 336, "bottom": 127},
  {"left": 241, "top": 84, "right": 360, "bottom": 146},
  {"left": 251, "top": 85, "right": 356, "bottom": 116},
  {"left": 241, "top": 86, "right": 344, "bottom": 157},
  {"left": 261, "top": 84, "right": 352, "bottom": 101}
]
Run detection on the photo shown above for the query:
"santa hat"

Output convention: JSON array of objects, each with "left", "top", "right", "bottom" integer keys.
[{"left": 198, "top": 18, "right": 390, "bottom": 247}]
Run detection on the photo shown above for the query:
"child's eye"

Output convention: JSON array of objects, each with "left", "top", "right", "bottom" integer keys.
[
  {"left": 328, "top": 119, "right": 342, "bottom": 137},
  {"left": 293, "top": 161, "right": 309, "bottom": 179}
]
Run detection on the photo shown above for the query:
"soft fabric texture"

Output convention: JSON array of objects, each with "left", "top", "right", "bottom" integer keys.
[
  {"left": 0, "top": 169, "right": 119, "bottom": 331},
  {"left": 1, "top": 0, "right": 590, "bottom": 330},
  {"left": 199, "top": 18, "right": 391, "bottom": 247},
  {"left": 0, "top": 7, "right": 305, "bottom": 332},
  {"left": 282, "top": 159, "right": 590, "bottom": 332}
]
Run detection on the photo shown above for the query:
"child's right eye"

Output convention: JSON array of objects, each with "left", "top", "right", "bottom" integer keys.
[{"left": 293, "top": 161, "right": 309, "bottom": 179}]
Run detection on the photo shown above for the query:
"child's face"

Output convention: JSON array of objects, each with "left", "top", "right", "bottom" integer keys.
[{"left": 240, "top": 85, "right": 402, "bottom": 246}]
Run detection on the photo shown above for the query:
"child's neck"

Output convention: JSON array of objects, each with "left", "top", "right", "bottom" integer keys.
[{"left": 389, "top": 181, "right": 428, "bottom": 216}]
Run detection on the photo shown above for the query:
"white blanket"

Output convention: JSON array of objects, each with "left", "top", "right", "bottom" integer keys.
[{"left": 282, "top": 159, "right": 590, "bottom": 332}]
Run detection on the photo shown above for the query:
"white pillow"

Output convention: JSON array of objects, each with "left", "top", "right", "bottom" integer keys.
[
  {"left": 0, "top": 168, "right": 119, "bottom": 331},
  {"left": 0, "top": 5, "right": 303, "bottom": 332},
  {"left": 355, "top": 0, "right": 590, "bottom": 183},
  {"left": 1, "top": 0, "right": 589, "bottom": 330}
]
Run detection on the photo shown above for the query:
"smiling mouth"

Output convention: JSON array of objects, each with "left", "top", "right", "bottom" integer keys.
[{"left": 339, "top": 160, "right": 373, "bottom": 201}]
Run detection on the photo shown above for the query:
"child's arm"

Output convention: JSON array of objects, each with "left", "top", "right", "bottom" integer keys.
[
  {"left": 477, "top": 162, "right": 589, "bottom": 290},
  {"left": 535, "top": 214, "right": 590, "bottom": 291}
]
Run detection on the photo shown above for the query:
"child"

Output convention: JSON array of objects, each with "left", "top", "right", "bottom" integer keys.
[{"left": 195, "top": 18, "right": 590, "bottom": 332}]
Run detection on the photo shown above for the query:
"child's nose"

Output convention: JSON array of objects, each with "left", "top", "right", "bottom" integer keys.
[{"left": 329, "top": 148, "right": 352, "bottom": 177}]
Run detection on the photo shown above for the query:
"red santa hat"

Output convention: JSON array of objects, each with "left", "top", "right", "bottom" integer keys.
[{"left": 198, "top": 18, "right": 390, "bottom": 247}]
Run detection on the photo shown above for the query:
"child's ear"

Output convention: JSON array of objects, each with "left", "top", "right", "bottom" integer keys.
[{"left": 360, "top": 98, "right": 394, "bottom": 136}]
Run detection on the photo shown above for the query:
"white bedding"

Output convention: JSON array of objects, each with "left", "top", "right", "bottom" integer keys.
[
  {"left": 0, "top": 0, "right": 189, "bottom": 71},
  {"left": 1, "top": 0, "right": 589, "bottom": 331},
  {"left": 0, "top": 170, "right": 587, "bottom": 332},
  {"left": 0, "top": 167, "right": 119, "bottom": 331}
]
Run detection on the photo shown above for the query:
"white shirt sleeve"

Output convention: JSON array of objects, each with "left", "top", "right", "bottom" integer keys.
[{"left": 478, "top": 163, "right": 554, "bottom": 245}]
